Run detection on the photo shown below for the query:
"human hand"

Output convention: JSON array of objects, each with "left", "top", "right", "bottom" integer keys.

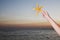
[{"left": 42, "top": 10, "right": 50, "bottom": 18}]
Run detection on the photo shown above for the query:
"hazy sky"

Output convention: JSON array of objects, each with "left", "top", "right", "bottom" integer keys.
[{"left": 0, "top": 0, "right": 60, "bottom": 24}]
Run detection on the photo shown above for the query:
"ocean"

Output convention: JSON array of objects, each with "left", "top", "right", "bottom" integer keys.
[{"left": 0, "top": 28, "right": 60, "bottom": 40}]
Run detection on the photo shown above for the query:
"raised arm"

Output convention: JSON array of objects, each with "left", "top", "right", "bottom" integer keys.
[{"left": 42, "top": 10, "right": 60, "bottom": 36}]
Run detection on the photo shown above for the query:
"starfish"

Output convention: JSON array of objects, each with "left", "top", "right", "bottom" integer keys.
[{"left": 33, "top": 3, "right": 43, "bottom": 16}]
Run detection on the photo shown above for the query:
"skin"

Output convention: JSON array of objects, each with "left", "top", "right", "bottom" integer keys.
[
  {"left": 42, "top": 10, "right": 60, "bottom": 36},
  {"left": 33, "top": 4, "right": 60, "bottom": 36}
]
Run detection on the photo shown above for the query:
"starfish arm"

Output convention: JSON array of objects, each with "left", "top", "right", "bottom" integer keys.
[
  {"left": 33, "top": 8, "right": 35, "bottom": 10},
  {"left": 36, "top": 11, "right": 39, "bottom": 16},
  {"left": 36, "top": 3, "right": 39, "bottom": 8},
  {"left": 40, "top": 6, "right": 44, "bottom": 8}
]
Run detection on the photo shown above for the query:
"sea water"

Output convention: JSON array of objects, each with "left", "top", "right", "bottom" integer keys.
[{"left": 0, "top": 28, "right": 60, "bottom": 40}]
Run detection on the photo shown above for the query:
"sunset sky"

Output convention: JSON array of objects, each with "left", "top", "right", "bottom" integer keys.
[{"left": 0, "top": 0, "right": 60, "bottom": 27}]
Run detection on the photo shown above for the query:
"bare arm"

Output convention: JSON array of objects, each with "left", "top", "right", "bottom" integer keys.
[{"left": 42, "top": 10, "right": 60, "bottom": 36}]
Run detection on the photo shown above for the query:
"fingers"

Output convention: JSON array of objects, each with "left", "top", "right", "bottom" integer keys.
[
  {"left": 42, "top": 10, "right": 46, "bottom": 17},
  {"left": 42, "top": 13, "right": 44, "bottom": 17},
  {"left": 45, "top": 11, "right": 49, "bottom": 15},
  {"left": 41, "top": 10, "right": 49, "bottom": 18},
  {"left": 42, "top": 10, "right": 49, "bottom": 15}
]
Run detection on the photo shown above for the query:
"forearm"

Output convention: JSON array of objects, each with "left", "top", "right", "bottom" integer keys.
[
  {"left": 45, "top": 16, "right": 59, "bottom": 29},
  {"left": 45, "top": 15, "right": 60, "bottom": 36}
]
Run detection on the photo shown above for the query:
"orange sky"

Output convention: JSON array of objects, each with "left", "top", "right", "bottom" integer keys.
[{"left": 0, "top": 20, "right": 60, "bottom": 28}]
